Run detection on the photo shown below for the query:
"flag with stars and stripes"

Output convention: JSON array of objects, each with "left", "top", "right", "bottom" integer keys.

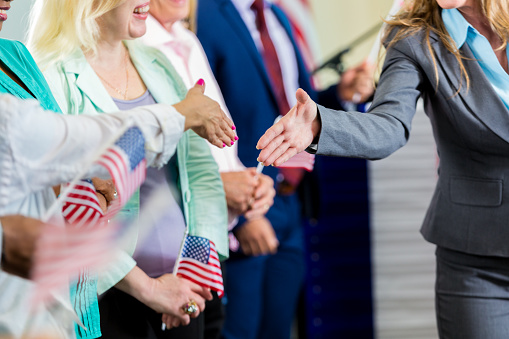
[
  {"left": 61, "top": 179, "right": 104, "bottom": 228},
  {"left": 176, "top": 235, "right": 224, "bottom": 297},
  {"left": 32, "top": 126, "right": 147, "bottom": 306},
  {"left": 97, "top": 126, "right": 147, "bottom": 219}
]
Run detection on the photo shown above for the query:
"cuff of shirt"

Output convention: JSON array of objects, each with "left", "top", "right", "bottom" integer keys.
[
  {"left": 143, "top": 104, "right": 185, "bottom": 169},
  {"left": 305, "top": 105, "right": 323, "bottom": 154}
]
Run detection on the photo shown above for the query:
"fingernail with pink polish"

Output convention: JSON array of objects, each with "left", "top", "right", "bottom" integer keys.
[
  {"left": 232, "top": 125, "right": 236, "bottom": 130},
  {"left": 231, "top": 140, "right": 235, "bottom": 145},
  {"left": 222, "top": 143, "right": 226, "bottom": 148},
  {"left": 234, "top": 136, "right": 239, "bottom": 141},
  {"left": 196, "top": 78, "right": 205, "bottom": 86}
]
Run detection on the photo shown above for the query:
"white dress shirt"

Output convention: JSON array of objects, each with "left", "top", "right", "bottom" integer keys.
[
  {"left": 141, "top": 17, "right": 245, "bottom": 173},
  {"left": 141, "top": 16, "right": 246, "bottom": 228},
  {"left": 0, "top": 95, "right": 184, "bottom": 338},
  {"left": 231, "top": 0, "right": 300, "bottom": 108}
]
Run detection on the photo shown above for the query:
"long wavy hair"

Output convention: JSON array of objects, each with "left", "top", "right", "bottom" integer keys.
[
  {"left": 383, "top": 0, "right": 509, "bottom": 91},
  {"left": 27, "top": 0, "right": 126, "bottom": 70}
]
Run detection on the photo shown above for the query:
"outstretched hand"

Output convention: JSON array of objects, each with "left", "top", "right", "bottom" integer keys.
[
  {"left": 256, "top": 89, "right": 319, "bottom": 167},
  {"left": 173, "top": 79, "right": 237, "bottom": 148}
]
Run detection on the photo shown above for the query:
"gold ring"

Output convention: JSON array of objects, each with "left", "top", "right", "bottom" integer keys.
[{"left": 182, "top": 300, "right": 198, "bottom": 315}]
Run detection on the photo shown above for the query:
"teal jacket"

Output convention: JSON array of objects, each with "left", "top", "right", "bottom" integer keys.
[
  {"left": 43, "top": 39, "right": 228, "bottom": 339},
  {"left": 0, "top": 39, "right": 60, "bottom": 111}
]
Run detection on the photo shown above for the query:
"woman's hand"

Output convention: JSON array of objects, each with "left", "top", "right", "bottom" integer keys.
[
  {"left": 142, "top": 274, "right": 212, "bottom": 324},
  {"left": 91, "top": 177, "right": 116, "bottom": 213},
  {"left": 257, "top": 89, "right": 319, "bottom": 167},
  {"left": 116, "top": 267, "right": 212, "bottom": 327},
  {"left": 173, "top": 80, "right": 237, "bottom": 148}
]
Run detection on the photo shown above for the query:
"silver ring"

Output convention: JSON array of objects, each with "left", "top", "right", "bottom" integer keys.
[{"left": 113, "top": 190, "right": 118, "bottom": 199}]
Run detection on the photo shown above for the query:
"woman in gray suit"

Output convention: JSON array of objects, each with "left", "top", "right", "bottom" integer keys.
[{"left": 257, "top": 0, "right": 509, "bottom": 337}]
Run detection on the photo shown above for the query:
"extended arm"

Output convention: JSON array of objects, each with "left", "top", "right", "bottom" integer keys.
[
  {"left": 0, "top": 94, "right": 185, "bottom": 209},
  {"left": 257, "top": 37, "right": 423, "bottom": 164}
]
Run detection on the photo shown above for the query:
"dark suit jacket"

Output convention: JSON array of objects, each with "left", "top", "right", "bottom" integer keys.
[
  {"left": 197, "top": 0, "right": 341, "bottom": 242},
  {"left": 316, "top": 28, "right": 509, "bottom": 257}
]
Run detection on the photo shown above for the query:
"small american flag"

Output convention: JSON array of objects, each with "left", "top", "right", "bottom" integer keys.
[
  {"left": 176, "top": 235, "right": 224, "bottom": 297},
  {"left": 62, "top": 179, "right": 104, "bottom": 228},
  {"left": 97, "top": 126, "right": 147, "bottom": 218},
  {"left": 32, "top": 126, "right": 147, "bottom": 305}
]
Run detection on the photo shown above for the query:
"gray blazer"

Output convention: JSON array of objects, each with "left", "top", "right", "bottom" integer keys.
[{"left": 316, "top": 29, "right": 509, "bottom": 257}]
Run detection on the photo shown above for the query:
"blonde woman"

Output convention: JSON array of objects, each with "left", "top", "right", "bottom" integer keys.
[
  {"left": 28, "top": 0, "right": 236, "bottom": 338},
  {"left": 258, "top": 0, "right": 509, "bottom": 337}
]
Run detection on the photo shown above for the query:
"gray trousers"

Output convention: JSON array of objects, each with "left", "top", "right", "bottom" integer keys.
[{"left": 436, "top": 247, "right": 509, "bottom": 339}]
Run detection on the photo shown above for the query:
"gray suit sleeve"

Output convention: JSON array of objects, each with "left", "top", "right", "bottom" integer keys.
[{"left": 316, "top": 36, "right": 425, "bottom": 160}]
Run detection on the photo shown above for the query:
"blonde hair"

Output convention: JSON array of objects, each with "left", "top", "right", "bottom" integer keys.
[
  {"left": 183, "top": 0, "right": 197, "bottom": 32},
  {"left": 27, "top": 0, "right": 125, "bottom": 70},
  {"left": 384, "top": 0, "right": 509, "bottom": 91}
]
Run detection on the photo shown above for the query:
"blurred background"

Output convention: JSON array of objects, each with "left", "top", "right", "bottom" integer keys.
[{"left": 7, "top": 0, "right": 438, "bottom": 338}]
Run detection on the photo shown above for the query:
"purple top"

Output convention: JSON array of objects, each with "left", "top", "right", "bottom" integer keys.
[{"left": 113, "top": 91, "right": 186, "bottom": 278}]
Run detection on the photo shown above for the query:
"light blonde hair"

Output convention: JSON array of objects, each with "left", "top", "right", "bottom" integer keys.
[
  {"left": 182, "top": 0, "right": 197, "bottom": 32},
  {"left": 27, "top": 0, "right": 126, "bottom": 70},
  {"left": 384, "top": 0, "right": 509, "bottom": 91}
]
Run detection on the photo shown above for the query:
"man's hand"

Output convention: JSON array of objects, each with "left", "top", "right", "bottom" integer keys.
[
  {"left": 234, "top": 217, "right": 279, "bottom": 256},
  {"left": 257, "top": 88, "right": 319, "bottom": 167},
  {"left": 221, "top": 169, "right": 259, "bottom": 215},
  {"left": 1, "top": 215, "right": 43, "bottom": 279},
  {"left": 337, "top": 60, "right": 375, "bottom": 103},
  {"left": 244, "top": 174, "right": 275, "bottom": 220}
]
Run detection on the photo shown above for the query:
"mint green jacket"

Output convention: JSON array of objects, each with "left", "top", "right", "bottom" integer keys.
[{"left": 43, "top": 40, "right": 228, "bottom": 339}]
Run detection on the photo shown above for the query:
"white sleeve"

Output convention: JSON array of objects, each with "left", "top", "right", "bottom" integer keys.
[
  {"left": 0, "top": 95, "right": 184, "bottom": 210},
  {"left": 0, "top": 220, "right": 3, "bottom": 266}
]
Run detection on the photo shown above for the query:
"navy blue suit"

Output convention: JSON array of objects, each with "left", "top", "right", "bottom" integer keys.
[{"left": 197, "top": 1, "right": 342, "bottom": 338}]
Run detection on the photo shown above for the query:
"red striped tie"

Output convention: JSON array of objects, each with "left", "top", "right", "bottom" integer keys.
[
  {"left": 251, "top": 0, "right": 291, "bottom": 115},
  {"left": 251, "top": 0, "right": 306, "bottom": 194}
]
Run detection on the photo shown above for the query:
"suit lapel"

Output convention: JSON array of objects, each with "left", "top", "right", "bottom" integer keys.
[
  {"left": 217, "top": 0, "right": 276, "bottom": 97},
  {"left": 431, "top": 36, "right": 509, "bottom": 143}
]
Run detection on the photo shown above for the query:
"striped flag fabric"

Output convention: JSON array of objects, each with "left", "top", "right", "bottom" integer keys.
[
  {"left": 62, "top": 179, "right": 104, "bottom": 228},
  {"left": 32, "top": 126, "right": 147, "bottom": 305},
  {"left": 176, "top": 235, "right": 224, "bottom": 297},
  {"left": 97, "top": 126, "right": 147, "bottom": 219},
  {"left": 30, "top": 222, "right": 117, "bottom": 306}
]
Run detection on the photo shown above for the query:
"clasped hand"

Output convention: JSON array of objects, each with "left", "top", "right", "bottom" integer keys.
[{"left": 221, "top": 168, "right": 275, "bottom": 218}]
